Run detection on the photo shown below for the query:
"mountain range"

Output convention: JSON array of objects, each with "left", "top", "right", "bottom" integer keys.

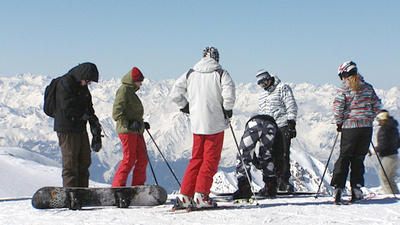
[{"left": 1, "top": 74, "right": 399, "bottom": 194}]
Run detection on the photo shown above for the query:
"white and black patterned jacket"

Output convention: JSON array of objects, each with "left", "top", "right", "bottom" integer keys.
[{"left": 258, "top": 75, "right": 297, "bottom": 128}]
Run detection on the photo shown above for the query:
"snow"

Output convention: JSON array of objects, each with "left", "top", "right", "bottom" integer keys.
[{"left": 1, "top": 147, "right": 400, "bottom": 224}]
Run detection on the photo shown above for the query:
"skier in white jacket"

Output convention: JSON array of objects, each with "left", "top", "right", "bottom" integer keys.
[{"left": 171, "top": 47, "right": 235, "bottom": 210}]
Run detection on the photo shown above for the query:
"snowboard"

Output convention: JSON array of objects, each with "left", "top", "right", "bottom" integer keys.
[{"left": 32, "top": 185, "right": 167, "bottom": 209}]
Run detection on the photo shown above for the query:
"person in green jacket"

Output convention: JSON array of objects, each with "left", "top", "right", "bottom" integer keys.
[{"left": 111, "top": 67, "right": 150, "bottom": 187}]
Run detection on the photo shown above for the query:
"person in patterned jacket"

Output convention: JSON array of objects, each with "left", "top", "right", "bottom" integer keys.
[
  {"left": 232, "top": 115, "right": 284, "bottom": 199},
  {"left": 256, "top": 70, "right": 298, "bottom": 192},
  {"left": 331, "top": 61, "right": 381, "bottom": 203}
]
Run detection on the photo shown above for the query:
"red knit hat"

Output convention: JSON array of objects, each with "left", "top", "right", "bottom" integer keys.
[{"left": 131, "top": 67, "right": 144, "bottom": 82}]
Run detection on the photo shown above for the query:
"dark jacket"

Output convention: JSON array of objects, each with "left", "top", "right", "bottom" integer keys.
[
  {"left": 376, "top": 117, "right": 400, "bottom": 157},
  {"left": 54, "top": 63, "right": 99, "bottom": 133},
  {"left": 112, "top": 69, "right": 144, "bottom": 134}
]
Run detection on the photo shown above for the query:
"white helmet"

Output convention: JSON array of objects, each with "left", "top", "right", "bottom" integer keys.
[
  {"left": 338, "top": 61, "right": 357, "bottom": 79},
  {"left": 203, "top": 46, "right": 219, "bottom": 62}
]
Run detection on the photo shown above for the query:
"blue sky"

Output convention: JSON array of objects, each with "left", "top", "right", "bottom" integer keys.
[{"left": 1, "top": 0, "right": 399, "bottom": 89}]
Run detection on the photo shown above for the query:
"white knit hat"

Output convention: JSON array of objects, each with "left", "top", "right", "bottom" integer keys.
[{"left": 377, "top": 111, "right": 390, "bottom": 121}]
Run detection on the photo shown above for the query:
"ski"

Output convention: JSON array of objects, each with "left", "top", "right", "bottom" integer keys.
[
  {"left": 334, "top": 193, "right": 376, "bottom": 205},
  {"left": 0, "top": 197, "right": 32, "bottom": 202},
  {"left": 211, "top": 191, "right": 317, "bottom": 197}
]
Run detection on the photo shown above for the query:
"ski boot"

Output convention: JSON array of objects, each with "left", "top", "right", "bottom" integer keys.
[
  {"left": 259, "top": 176, "right": 277, "bottom": 197},
  {"left": 172, "top": 194, "right": 192, "bottom": 211},
  {"left": 68, "top": 191, "right": 81, "bottom": 210},
  {"left": 191, "top": 192, "right": 217, "bottom": 209},
  {"left": 350, "top": 186, "right": 363, "bottom": 202},
  {"left": 233, "top": 177, "right": 252, "bottom": 200},
  {"left": 277, "top": 178, "right": 294, "bottom": 193},
  {"left": 333, "top": 187, "right": 343, "bottom": 204},
  {"left": 115, "top": 191, "right": 131, "bottom": 208}
]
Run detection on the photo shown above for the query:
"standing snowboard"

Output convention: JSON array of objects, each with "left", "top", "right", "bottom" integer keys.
[{"left": 32, "top": 185, "right": 167, "bottom": 209}]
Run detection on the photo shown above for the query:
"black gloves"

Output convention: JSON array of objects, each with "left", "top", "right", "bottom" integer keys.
[
  {"left": 336, "top": 123, "right": 343, "bottom": 132},
  {"left": 91, "top": 136, "right": 102, "bottom": 152},
  {"left": 89, "top": 117, "right": 102, "bottom": 152},
  {"left": 127, "top": 121, "right": 141, "bottom": 131},
  {"left": 180, "top": 103, "right": 189, "bottom": 114},
  {"left": 126, "top": 121, "right": 150, "bottom": 131},
  {"left": 144, "top": 122, "right": 150, "bottom": 130},
  {"left": 287, "top": 120, "right": 296, "bottom": 138},
  {"left": 223, "top": 109, "right": 233, "bottom": 119}
]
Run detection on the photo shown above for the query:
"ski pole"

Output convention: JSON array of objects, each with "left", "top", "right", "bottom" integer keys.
[
  {"left": 139, "top": 134, "right": 158, "bottom": 186},
  {"left": 315, "top": 132, "right": 339, "bottom": 198},
  {"left": 229, "top": 124, "right": 260, "bottom": 205},
  {"left": 145, "top": 129, "right": 181, "bottom": 187},
  {"left": 370, "top": 142, "right": 397, "bottom": 198}
]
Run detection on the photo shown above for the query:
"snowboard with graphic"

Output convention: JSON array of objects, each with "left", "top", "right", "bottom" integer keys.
[{"left": 32, "top": 185, "right": 167, "bottom": 209}]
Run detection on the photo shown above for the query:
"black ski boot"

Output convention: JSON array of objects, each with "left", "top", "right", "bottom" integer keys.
[
  {"left": 115, "top": 191, "right": 131, "bottom": 208},
  {"left": 233, "top": 177, "right": 252, "bottom": 200},
  {"left": 277, "top": 177, "right": 294, "bottom": 193},
  {"left": 258, "top": 176, "right": 277, "bottom": 197},
  {"left": 69, "top": 191, "right": 81, "bottom": 210}
]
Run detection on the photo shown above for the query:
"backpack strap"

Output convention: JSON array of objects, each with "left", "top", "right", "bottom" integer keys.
[{"left": 186, "top": 68, "right": 224, "bottom": 83}]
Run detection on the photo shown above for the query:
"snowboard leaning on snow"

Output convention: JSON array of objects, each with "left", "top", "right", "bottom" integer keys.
[{"left": 31, "top": 185, "right": 167, "bottom": 209}]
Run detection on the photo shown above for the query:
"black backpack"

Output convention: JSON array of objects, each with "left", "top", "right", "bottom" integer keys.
[{"left": 43, "top": 77, "right": 62, "bottom": 117}]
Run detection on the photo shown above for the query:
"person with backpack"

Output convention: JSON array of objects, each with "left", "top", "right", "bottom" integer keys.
[
  {"left": 232, "top": 115, "right": 284, "bottom": 199},
  {"left": 111, "top": 67, "right": 150, "bottom": 188},
  {"left": 331, "top": 61, "right": 381, "bottom": 203},
  {"left": 375, "top": 110, "right": 400, "bottom": 194},
  {"left": 171, "top": 47, "right": 236, "bottom": 210},
  {"left": 51, "top": 62, "right": 102, "bottom": 209},
  {"left": 256, "top": 70, "right": 298, "bottom": 193}
]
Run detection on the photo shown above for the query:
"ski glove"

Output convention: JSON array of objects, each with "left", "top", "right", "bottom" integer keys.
[
  {"left": 180, "top": 103, "right": 189, "bottom": 114},
  {"left": 144, "top": 122, "right": 150, "bottom": 130},
  {"left": 91, "top": 136, "right": 102, "bottom": 152},
  {"left": 89, "top": 118, "right": 102, "bottom": 152},
  {"left": 336, "top": 123, "right": 343, "bottom": 132},
  {"left": 223, "top": 109, "right": 233, "bottom": 119},
  {"left": 127, "top": 121, "right": 141, "bottom": 131},
  {"left": 287, "top": 120, "right": 296, "bottom": 138}
]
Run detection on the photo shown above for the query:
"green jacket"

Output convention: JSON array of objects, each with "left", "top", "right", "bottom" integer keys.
[{"left": 113, "top": 71, "right": 144, "bottom": 134}]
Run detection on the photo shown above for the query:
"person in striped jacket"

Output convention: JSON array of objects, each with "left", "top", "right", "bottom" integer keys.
[
  {"left": 331, "top": 61, "right": 381, "bottom": 203},
  {"left": 256, "top": 70, "right": 298, "bottom": 192}
]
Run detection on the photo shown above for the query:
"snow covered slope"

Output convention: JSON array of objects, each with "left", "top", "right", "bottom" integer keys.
[{"left": 0, "top": 147, "right": 106, "bottom": 198}]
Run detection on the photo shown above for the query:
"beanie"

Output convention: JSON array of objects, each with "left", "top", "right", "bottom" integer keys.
[
  {"left": 131, "top": 67, "right": 144, "bottom": 82},
  {"left": 377, "top": 111, "right": 390, "bottom": 121},
  {"left": 256, "top": 70, "right": 270, "bottom": 84}
]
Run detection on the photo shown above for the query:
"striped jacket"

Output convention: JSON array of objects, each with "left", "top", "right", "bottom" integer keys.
[
  {"left": 333, "top": 75, "right": 381, "bottom": 129},
  {"left": 258, "top": 75, "right": 297, "bottom": 128}
]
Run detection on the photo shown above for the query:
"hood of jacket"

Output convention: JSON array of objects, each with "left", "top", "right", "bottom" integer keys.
[
  {"left": 121, "top": 69, "right": 140, "bottom": 92},
  {"left": 266, "top": 74, "right": 281, "bottom": 93},
  {"left": 386, "top": 117, "right": 399, "bottom": 129},
  {"left": 193, "top": 56, "right": 222, "bottom": 73},
  {"left": 69, "top": 62, "right": 99, "bottom": 82}
]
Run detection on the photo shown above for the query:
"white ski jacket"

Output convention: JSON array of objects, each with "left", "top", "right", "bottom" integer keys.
[
  {"left": 258, "top": 75, "right": 297, "bottom": 128},
  {"left": 171, "top": 57, "right": 236, "bottom": 135}
]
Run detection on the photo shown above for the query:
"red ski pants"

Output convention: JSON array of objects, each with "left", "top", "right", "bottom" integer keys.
[
  {"left": 112, "top": 133, "right": 148, "bottom": 187},
  {"left": 180, "top": 131, "right": 224, "bottom": 197}
]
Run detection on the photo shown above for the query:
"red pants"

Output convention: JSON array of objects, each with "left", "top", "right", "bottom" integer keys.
[
  {"left": 180, "top": 132, "right": 224, "bottom": 197},
  {"left": 112, "top": 133, "right": 148, "bottom": 187}
]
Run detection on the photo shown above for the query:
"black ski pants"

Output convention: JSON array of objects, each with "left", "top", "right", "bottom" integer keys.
[
  {"left": 278, "top": 126, "right": 292, "bottom": 182},
  {"left": 330, "top": 127, "right": 372, "bottom": 189}
]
